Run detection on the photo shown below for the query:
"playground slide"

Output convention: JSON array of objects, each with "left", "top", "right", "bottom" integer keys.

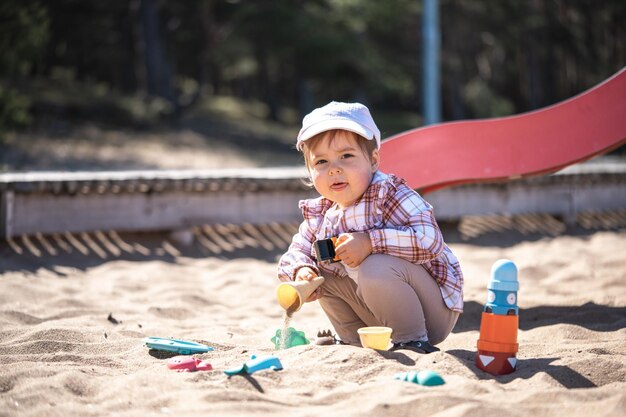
[{"left": 379, "top": 67, "right": 626, "bottom": 194}]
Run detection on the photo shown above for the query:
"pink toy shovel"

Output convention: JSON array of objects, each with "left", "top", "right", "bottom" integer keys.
[{"left": 166, "top": 355, "right": 213, "bottom": 372}]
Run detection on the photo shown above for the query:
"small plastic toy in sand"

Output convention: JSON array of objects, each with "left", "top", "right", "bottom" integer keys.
[
  {"left": 394, "top": 370, "right": 445, "bottom": 386},
  {"left": 167, "top": 356, "right": 213, "bottom": 372},
  {"left": 143, "top": 337, "right": 214, "bottom": 354},
  {"left": 271, "top": 327, "right": 310, "bottom": 349},
  {"left": 315, "top": 330, "right": 337, "bottom": 345},
  {"left": 223, "top": 354, "right": 283, "bottom": 376}
]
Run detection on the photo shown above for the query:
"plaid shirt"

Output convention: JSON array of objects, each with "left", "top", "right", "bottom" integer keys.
[{"left": 277, "top": 171, "right": 464, "bottom": 312}]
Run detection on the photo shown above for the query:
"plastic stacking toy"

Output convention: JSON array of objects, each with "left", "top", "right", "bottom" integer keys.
[
  {"left": 271, "top": 327, "right": 310, "bottom": 350},
  {"left": 394, "top": 370, "right": 445, "bottom": 386},
  {"left": 223, "top": 354, "right": 283, "bottom": 376},
  {"left": 476, "top": 259, "right": 519, "bottom": 375},
  {"left": 143, "top": 337, "right": 214, "bottom": 354},
  {"left": 357, "top": 326, "right": 392, "bottom": 350},
  {"left": 276, "top": 276, "right": 325, "bottom": 313},
  {"left": 167, "top": 356, "right": 213, "bottom": 372}
]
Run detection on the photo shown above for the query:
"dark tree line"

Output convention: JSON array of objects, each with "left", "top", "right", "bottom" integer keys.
[{"left": 1, "top": 0, "right": 624, "bottom": 129}]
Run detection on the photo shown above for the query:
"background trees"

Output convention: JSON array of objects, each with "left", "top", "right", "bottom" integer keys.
[{"left": 1, "top": 0, "right": 624, "bottom": 132}]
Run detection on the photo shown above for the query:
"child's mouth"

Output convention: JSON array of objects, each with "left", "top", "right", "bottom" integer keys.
[{"left": 330, "top": 182, "right": 347, "bottom": 191}]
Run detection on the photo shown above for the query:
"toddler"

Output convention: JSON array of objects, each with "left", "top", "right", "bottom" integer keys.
[{"left": 277, "top": 101, "right": 463, "bottom": 353}]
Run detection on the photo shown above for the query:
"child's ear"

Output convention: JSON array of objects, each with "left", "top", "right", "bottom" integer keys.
[{"left": 370, "top": 149, "right": 380, "bottom": 172}]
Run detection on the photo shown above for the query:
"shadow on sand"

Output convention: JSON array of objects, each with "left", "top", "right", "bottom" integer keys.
[
  {"left": 446, "top": 348, "right": 597, "bottom": 388},
  {"left": 453, "top": 300, "right": 626, "bottom": 333}
]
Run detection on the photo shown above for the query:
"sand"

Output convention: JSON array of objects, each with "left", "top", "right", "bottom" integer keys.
[{"left": 0, "top": 222, "right": 625, "bottom": 417}]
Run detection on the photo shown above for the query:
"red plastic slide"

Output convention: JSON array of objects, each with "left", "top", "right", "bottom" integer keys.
[{"left": 380, "top": 68, "right": 626, "bottom": 194}]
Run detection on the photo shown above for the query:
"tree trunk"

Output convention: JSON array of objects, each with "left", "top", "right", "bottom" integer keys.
[{"left": 139, "top": 0, "right": 179, "bottom": 116}]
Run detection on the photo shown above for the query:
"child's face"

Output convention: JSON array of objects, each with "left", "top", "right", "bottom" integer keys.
[{"left": 305, "top": 130, "right": 379, "bottom": 209}]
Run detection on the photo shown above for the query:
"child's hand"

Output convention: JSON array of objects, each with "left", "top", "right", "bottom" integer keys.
[
  {"left": 335, "top": 232, "right": 372, "bottom": 268},
  {"left": 295, "top": 267, "right": 324, "bottom": 302}
]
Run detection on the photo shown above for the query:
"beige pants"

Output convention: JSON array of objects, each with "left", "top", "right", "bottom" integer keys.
[{"left": 318, "top": 254, "right": 460, "bottom": 346}]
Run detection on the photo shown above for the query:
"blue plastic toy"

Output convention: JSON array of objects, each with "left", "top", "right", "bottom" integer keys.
[
  {"left": 223, "top": 354, "right": 283, "bottom": 376},
  {"left": 143, "top": 337, "right": 214, "bottom": 354},
  {"left": 271, "top": 327, "right": 310, "bottom": 350},
  {"left": 394, "top": 370, "right": 445, "bottom": 386},
  {"left": 485, "top": 259, "right": 519, "bottom": 315}
]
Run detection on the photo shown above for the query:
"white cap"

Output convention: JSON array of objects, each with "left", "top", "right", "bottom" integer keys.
[{"left": 296, "top": 101, "right": 381, "bottom": 150}]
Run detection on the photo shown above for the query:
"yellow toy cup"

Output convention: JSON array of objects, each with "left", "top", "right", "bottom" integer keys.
[
  {"left": 276, "top": 276, "right": 325, "bottom": 313},
  {"left": 357, "top": 326, "right": 393, "bottom": 350}
]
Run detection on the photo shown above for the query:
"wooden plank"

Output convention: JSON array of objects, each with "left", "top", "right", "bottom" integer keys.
[
  {"left": 6, "top": 189, "right": 318, "bottom": 236},
  {"left": 0, "top": 167, "right": 309, "bottom": 193},
  {"left": 1, "top": 166, "right": 625, "bottom": 238},
  {"left": 428, "top": 180, "right": 626, "bottom": 220}
]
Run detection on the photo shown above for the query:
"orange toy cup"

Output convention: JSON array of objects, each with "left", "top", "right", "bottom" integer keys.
[{"left": 476, "top": 312, "right": 518, "bottom": 375}]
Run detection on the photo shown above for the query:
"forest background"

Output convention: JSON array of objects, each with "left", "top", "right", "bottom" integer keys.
[{"left": 1, "top": 0, "right": 624, "bottom": 171}]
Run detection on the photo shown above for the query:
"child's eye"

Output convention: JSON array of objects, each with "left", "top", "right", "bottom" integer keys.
[
  {"left": 314, "top": 159, "right": 327, "bottom": 166},
  {"left": 341, "top": 153, "right": 354, "bottom": 159}
]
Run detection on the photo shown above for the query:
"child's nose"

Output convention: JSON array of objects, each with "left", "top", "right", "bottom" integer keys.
[{"left": 329, "top": 162, "right": 342, "bottom": 175}]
